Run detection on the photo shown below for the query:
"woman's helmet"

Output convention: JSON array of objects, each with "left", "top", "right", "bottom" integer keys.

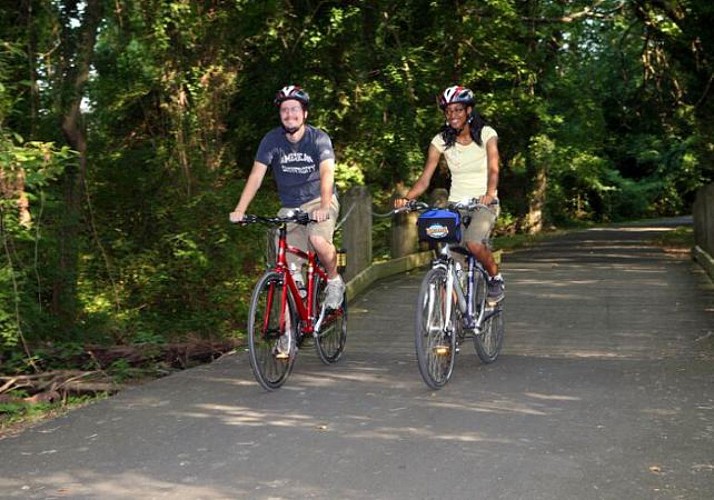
[
  {"left": 438, "top": 85, "right": 474, "bottom": 110},
  {"left": 274, "top": 85, "right": 310, "bottom": 108}
]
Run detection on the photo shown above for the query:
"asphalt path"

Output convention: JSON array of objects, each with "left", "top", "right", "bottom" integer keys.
[{"left": 1, "top": 218, "right": 712, "bottom": 499}]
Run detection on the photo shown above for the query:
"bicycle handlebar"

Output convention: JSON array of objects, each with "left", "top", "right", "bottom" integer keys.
[
  {"left": 235, "top": 209, "right": 319, "bottom": 226},
  {"left": 391, "top": 198, "right": 497, "bottom": 215}
]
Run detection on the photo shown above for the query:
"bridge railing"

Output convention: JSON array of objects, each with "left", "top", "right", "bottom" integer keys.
[
  {"left": 693, "top": 182, "right": 714, "bottom": 280},
  {"left": 340, "top": 186, "right": 447, "bottom": 300}
]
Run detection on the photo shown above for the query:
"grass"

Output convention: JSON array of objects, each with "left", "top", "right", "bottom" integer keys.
[
  {"left": 0, "top": 393, "right": 103, "bottom": 439},
  {"left": 649, "top": 226, "right": 694, "bottom": 251}
]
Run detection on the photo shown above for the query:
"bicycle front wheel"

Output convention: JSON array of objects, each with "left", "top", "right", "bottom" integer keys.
[
  {"left": 247, "top": 271, "right": 297, "bottom": 390},
  {"left": 415, "top": 267, "right": 457, "bottom": 389},
  {"left": 474, "top": 303, "right": 504, "bottom": 364},
  {"left": 313, "top": 274, "right": 347, "bottom": 364}
]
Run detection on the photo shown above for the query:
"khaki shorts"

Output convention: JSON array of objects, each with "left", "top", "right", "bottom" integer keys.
[
  {"left": 459, "top": 202, "right": 499, "bottom": 248},
  {"left": 277, "top": 195, "right": 339, "bottom": 266}
]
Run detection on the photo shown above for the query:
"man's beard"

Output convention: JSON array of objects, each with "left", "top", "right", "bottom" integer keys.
[{"left": 283, "top": 125, "right": 300, "bottom": 134}]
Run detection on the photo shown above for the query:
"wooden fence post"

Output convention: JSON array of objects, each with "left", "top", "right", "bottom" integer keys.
[
  {"left": 390, "top": 189, "right": 419, "bottom": 258},
  {"left": 341, "top": 186, "right": 372, "bottom": 281}
]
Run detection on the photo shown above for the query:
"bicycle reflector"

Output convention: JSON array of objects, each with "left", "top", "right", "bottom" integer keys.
[
  {"left": 337, "top": 248, "right": 347, "bottom": 273},
  {"left": 417, "top": 209, "right": 461, "bottom": 243}
]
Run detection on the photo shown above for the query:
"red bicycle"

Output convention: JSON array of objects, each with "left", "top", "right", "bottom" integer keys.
[{"left": 238, "top": 210, "right": 347, "bottom": 390}]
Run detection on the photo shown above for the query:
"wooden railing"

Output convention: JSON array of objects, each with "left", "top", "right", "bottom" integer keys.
[
  {"left": 340, "top": 186, "right": 445, "bottom": 300},
  {"left": 693, "top": 182, "right": 714, "bottom": 279}
]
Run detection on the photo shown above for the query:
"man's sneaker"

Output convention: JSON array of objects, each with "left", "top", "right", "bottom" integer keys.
[
  {"left": 323, "top": 276, "right": 345, "bottom": 309},
  {"left": 275, "top": 333, "right": 291, "bottom": 359},
  {"left": 487, "top": 275, "right": 505, "bottom": 305}
]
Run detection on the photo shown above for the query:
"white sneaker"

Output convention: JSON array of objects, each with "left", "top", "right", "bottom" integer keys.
[
  {"left": 487, "top": 275, "right": 505, "bottom": 305},
  {"left": 275, "top": 334, "right": 291, "bottom": 359},
  {"left": 323, "top": 276, "right": 345, "bottom": 309}
]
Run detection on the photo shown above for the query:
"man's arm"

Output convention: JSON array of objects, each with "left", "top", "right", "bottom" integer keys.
[
  {"left": 229, "top": 161, "right": 268, "bottom": 222},
  {"left": 313, "top": 158, "right": 336, "bottom": 222}
]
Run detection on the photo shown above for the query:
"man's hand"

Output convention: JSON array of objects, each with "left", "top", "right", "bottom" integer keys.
[
  {"left": 312, "top": 208, "right": 330, "bottom": 222},
  {"left": 229, "top": 210, "right": 245, "bottom": 223}
]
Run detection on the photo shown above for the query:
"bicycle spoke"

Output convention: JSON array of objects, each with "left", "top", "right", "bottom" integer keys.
[
  {"left": 415, "top": 267, "right": 456, "bottom": 389},
  {"left": 313, "top": 276, "right": 347, "bottom": 364},
  {"left": 474, "top": 302, "right": 504, "bottom": 364},
  {"left": 247, "top": 272, "right": 296, "bottom": 390}
]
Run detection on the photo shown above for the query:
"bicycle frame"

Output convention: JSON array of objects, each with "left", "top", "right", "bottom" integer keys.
[
  {"left": 270, "top": 222, "right": 330, "bottom": 337},
  {"left": 436, "top": 243, "right": 498, "bottom": 336}
]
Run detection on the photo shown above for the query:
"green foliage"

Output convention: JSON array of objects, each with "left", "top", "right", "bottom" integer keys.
[
  {"left": 0, "top": 131, "right": 74, "bottom": 350},
  {"left": 0, "top": 393, "right": 55, "bottom": 425},
  {"left": 0, "top": 392, "right": 98, "bottom": 432}
]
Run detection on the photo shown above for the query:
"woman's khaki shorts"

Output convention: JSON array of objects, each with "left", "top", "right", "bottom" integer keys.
[{"left": 459, "top": 202, "right": 499, "bottom": 248}]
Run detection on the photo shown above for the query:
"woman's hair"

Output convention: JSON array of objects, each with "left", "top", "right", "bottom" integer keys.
[{"left": 440, "top": 111, "right": 488, "bottom": 149}]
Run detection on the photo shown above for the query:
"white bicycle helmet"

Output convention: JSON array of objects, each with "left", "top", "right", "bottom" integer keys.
[
  {"left": 438, "top": 85, "right": 474, "bottom": 110},
  {"left": 274, "top": 85, "right": 310, "bottom": 108}
]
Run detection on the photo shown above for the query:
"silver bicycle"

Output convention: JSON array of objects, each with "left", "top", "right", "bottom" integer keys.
[{"left": 396, "top": 200, "right": 505, "bottom": 389}]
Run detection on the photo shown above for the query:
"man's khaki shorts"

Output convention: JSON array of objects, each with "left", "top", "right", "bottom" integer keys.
[{"left": 277, "top": 195, "right": 339, "bottom": 265}]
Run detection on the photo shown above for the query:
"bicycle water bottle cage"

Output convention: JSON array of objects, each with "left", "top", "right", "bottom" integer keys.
[{"left": 417, "top": 209, "right": 461, "bottom": 243}]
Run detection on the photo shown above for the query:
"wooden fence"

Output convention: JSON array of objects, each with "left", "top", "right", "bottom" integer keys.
[{"left": 693, "top": 182, "right": 714, "bottom": 280}]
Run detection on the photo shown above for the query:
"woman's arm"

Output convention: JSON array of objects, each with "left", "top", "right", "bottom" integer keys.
[
  {"left": 481, "top": 137, "right": 500, "bottom": 205},
  {"left": 395, "top": 144, "right": 441, "bottom": 207}
]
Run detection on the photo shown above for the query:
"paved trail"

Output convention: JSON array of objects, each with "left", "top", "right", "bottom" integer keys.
[{"left": 1, "top": 219, "right": 712, "bottom": 499}]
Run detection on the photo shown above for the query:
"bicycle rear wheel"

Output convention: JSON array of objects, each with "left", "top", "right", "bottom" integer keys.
[
  {"left": 474, "top": 303, "right": 504, "bottom": 363},
  {"left": 247, "top": 271, "right": 297, "bottom": 390},
  {"left": 415, "top": 267, "right": 456, "bottom": 389},
  {"left": 313, "top": 274, "right": 347, "bottom": 364}
]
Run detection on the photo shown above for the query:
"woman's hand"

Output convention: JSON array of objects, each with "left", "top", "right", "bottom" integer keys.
[
  {"left": 394, "top": 197, "right": 411, "bottom": 209},
  {"left": 478, "top": 194, "right": 497, "bottom": 206}
]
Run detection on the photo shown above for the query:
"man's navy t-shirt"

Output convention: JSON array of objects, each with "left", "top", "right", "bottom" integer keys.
[{"left": 255, "top": 125, "right": 336, "bottom": 207}]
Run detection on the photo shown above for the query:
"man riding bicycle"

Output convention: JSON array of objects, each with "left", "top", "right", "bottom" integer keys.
[
  {"left": 395, "top": 85, "right": 505, "bottom": 303},
  {"left": 229, "top": 85, "right": 345, "bottom": 309}
]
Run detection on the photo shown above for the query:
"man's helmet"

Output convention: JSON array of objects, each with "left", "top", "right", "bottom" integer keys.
[
  {"left": 274, "top": 85, "right": 310, "bottom": 108},
  {"left": 438, "top": 85, "right": 474, "bottom": 110}
]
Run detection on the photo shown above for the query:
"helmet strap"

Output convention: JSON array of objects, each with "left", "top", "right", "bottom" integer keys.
[{"left": 283, "top": 125, "right": 300, "bottom": 135}]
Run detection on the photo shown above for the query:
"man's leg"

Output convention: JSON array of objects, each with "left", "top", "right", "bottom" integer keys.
[
  {"left": 303, "top": 196, "right": 344, "bottom": 308},
  {"left": 310, "top": 235, "right": 339, "bottom": 279}
]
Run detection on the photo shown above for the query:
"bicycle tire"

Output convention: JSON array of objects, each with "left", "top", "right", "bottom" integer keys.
[
  {"left": 247, "top": 271, "right": 297, "bottom": 390},
  {"left": 415, "top": 266, "right": 456, "bottom": 389},
  {"left": 471, "top": 267, "right": 488, "bottom": 325},
  {"left": 313, "top": 273, "right": 347, "bottom": 364},
  {"left": 474, "top": 303, "right": 504, "bottom": 363}
]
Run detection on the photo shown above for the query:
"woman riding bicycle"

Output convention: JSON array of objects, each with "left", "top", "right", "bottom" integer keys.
[{"left": 395, "top": 85, "right": 504, "bottom": 303}]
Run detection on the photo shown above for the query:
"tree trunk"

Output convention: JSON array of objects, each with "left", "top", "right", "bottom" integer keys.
[
  {"left": 53, "top": 0, "right": 103, "bottom": 329},
  {"left": 523, "top": 156, "right": 547, "bottom": 234}
]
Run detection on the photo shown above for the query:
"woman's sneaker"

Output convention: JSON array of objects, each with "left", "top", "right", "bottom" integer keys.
[
  {"left": 487, "top": 275, "right": 505, "bottom": 305},
  {"left": 324, "top": 276, "right": 345, "bottom": 309}
]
